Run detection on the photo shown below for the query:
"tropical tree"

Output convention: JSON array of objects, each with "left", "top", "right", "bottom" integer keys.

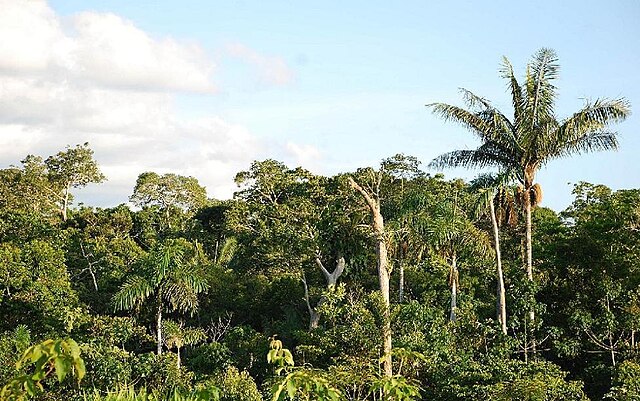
[
  {"left": 113, "top": 238, "right": 209, "bottom": 355},
  {"left": 348, "top": 169, "right": 393, "bottom": 377},
  {"left": 45, "top": 143, "right": 106, "bottom": 221},
  {"left": 130, "top": 172, "right": 208, "bottom": 231},
  {"left": 414, "top": 196, "right": 491, "bottom": 322},
  {"left": 428, "top": 48, "right": 630, "bottom": 286},
  {"left": 0, "top": 144, "right": 106, "bottom": 221},
  {"left": 162, "top": 320, "right": 207, "bottom": 368}
]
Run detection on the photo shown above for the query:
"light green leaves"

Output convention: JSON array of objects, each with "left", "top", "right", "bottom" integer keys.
[{"left": 1, "top": 338, "right": 86, "bottom": 400}]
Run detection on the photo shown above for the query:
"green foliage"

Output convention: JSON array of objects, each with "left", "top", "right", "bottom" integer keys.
[
  {"left": 163, "top": 321, "right": 207, "bottom": 352},
  {"left": 268, "top": 338, "right": 343, "bottom": 401},
  {"left": 1, "top": 338, "right": 86, "bottom": 400},
  {"left": 370, "top": 375, "right": 421, "bottom": 401},
  {"left": 206, "top": 366, "right": 261, "bottom": 401},
  {"left": 84, "top": 316, "right": 152, "bottom": 351},
  {"left": 4, "top": 135, "right": 640, "bottom": 400},
  {"left": 80, "top": 343, "right": 132, "bottom": 390},
  {"left": 83, "top": 386, "right": 221, "bottom": 401},
  {"left": 185, "top": 343, "right": 231, "bottom": 377},
  {"left": 605, "top": 360, "right": 640, "bottom": 400},
  {"left": 129, "top": 172, "right": 207, "bottom": 235},
  {"left": 0, "top": 326, "right": 32, "bottom": 385},
  {"left": 0, "top": 239, "right": 79, "bottom": 334},
  {"left": 131, "top": 172, "right": 207, "bottom": 213},
  {"left": 130, "top": 353, "right": 194, "bottom": 392}
]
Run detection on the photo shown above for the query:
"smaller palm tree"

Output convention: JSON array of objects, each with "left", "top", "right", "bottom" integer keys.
[
  {"left": 113, "top": 238, "right": 209, "bottom": 355},
  {"left": 471, "top": 172, "right": 518, "bottom": 335},
  {"left": 409, "top": 192, "right": 491, "bottom": 321},
  {"left": 162, "top": 320, "right": 207, "bottom": 368}
]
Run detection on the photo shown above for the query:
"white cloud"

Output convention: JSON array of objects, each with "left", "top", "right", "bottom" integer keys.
[
  {"left": 226, "top": 42, "right": 294, "bottom": 86},
  {"left": 0, "top": 0, "right": 215, "bottom": 93},
  {"left": 0, "top": 1, "right": 278, "bottom": 206},
  {"left": 69, "top": 12, "right": 215, "bottom": 92},
  {"left": 0, "top": 0, "right": 63, "bottom": 73},
  {"left": 285, "top": 142, "right": 322, "bottom": 170}
]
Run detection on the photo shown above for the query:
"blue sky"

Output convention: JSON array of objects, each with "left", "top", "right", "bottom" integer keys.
[{"left": 2, "top": 0, "right": 638, "bottom": 210}]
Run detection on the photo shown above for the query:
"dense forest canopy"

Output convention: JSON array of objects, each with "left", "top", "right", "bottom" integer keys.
[{"left": 0, "top": 49, "right": 636, "bottom": 401}]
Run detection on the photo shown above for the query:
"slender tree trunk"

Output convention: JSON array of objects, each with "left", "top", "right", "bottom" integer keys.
[
  {"left": 302, "top": 271, "right": 322, "bottom": 330},
  {"left": 89, "top": 267, "right": 98, "bottom": 292},
  {"left": 489, "top": 200, "right": 507, "bottom": 335},
  {"left": 524, "top": 183, "right": 536, "bottom": 357},
  {"left": 349, "top": 177, "right": 392, "bottom": 377},
  {"left": 61, "top": 184, "right": 70, "bottom": 221},
  {"left": 449, "top": 253, "right": 458, "bottom": 322},
  {"left": 524, "top": 192, "right": 533, "bottom": 281},
  {"left": 303, "top": 257, "right": 345, "bottom": 330},
  {"left": 177, "top": 346, "right": 181, "bottom": 369},
  {"left": 156, "top": 304, "right": 163, "bottom": 355},
  {"left": 399, "top": 261, "right": 405, "bottom": 303},
  {"left": 375, "top": 213, "right": 392, "bottom": 377},
  {"left": 607, "top": 297, "right": 616, "bottom": 367},
  {"left": 165, "top": 207, "right": 171, "bottom": 230}
]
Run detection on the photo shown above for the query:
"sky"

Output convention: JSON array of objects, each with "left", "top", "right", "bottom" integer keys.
[{"left": 1, "top": 0, "right": 638, "bottom": 211}]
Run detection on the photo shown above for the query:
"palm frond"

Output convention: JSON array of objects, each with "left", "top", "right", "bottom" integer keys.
[
  {"left": 429, "top": 145, "right": 511, "bottom": 170},
  {"left": 500, "top": 56, "right": 525, "bottom": 125},
  {"left": 459, "top": 88, "right": 493, "bottom": 110},
  {"left": 113, "top": 276, "right": 153, "bottom": 311},
  {"left": 524, "top": 48, "right": 559, "bottom": 141},
  {"left": 427, "top": 103, "right": 492, "bottom": 141},
  {"left": 554, "top": 98, "right": 630, "bottom": 148},
  {"left": 469, "top": 171, "right": 518, "bottom": 219},
  {"left": 554, "top": 131, "right": 620, "bottom": 159},
  {"left": 216, "top": 237, "right": 238, "bottom": 267},
  {"left": 162, "top": 281, "right": 201, "bottom": 315}
]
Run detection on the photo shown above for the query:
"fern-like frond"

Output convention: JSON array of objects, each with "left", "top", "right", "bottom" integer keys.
[
  {"left": 525, "top": 48, "right": 559, "bottom": 127},
  {"left": 427, "top": 103, "right": 493, "bottom": 141},
  {"left": 500, "top": 56, "right": 525, "bottom": 126},
  {"left": 113, "top": 276, "right": 153, "bottom": 311}
]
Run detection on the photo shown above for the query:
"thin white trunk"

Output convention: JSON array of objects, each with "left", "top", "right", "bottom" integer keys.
[
  {"left": 348, "top": 177, "right": 392, "bottom": 377},
  {"left": 399, "top": 261, "right": 405, "bottom": 303},
  {"left": 449, "top": 253, "right": 458, "bottom": 322},
  {"left": 525, "top": 194, "right": 533, "bottom": 281},
  {"left": 156, "top": 304, "right": 163, "bottom": 355},
  {"left": 489, "top": 200, "right": 507, "bottom": 335},
  {"left": 524, "top": 186, "right": 536, "bottom": 357},
  {"left": 61, "top": 184, "right": 70, "bottom": 221}
]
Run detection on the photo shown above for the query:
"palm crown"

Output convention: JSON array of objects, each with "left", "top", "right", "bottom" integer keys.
[
  {"left": 429, "top": 48, "right": 629, "bottom": 188},
  {"left": 428, "top": 48, "right": 630, "bottom": 284}
]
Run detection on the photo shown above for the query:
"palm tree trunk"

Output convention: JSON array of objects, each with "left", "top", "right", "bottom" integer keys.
[
  {"left": 524, "top": 185, "right": 536, "bottom": 356},
  {"left": 399, "top": 260, "right": 405, "bottom": 303},
  {"left": 156, "top": 304, "right": 163, "bottom": 355},
  {"left": 489, "top": 200, "right": 507, "bottom": 335},
  {"left": 449, "top": 253, "right": 457, "bottom": 322},
  {"left": 524, "top": 193, "right": 533, "bottom": 281}
]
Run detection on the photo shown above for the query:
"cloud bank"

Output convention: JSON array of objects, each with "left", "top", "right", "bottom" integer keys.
[{"left": 0, "top": 0, "right": 304, "bottom": 206}]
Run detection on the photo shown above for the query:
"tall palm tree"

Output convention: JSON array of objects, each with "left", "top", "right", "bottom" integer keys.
[
  {"left": 429, "top": 48, "right": 630, "bottom": 287},
  {"left": 471, "top": 172, "right": 518, "bottom": 335},
  {"left": 113, "top": 238, "right": 209, "bottom": 355}
]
